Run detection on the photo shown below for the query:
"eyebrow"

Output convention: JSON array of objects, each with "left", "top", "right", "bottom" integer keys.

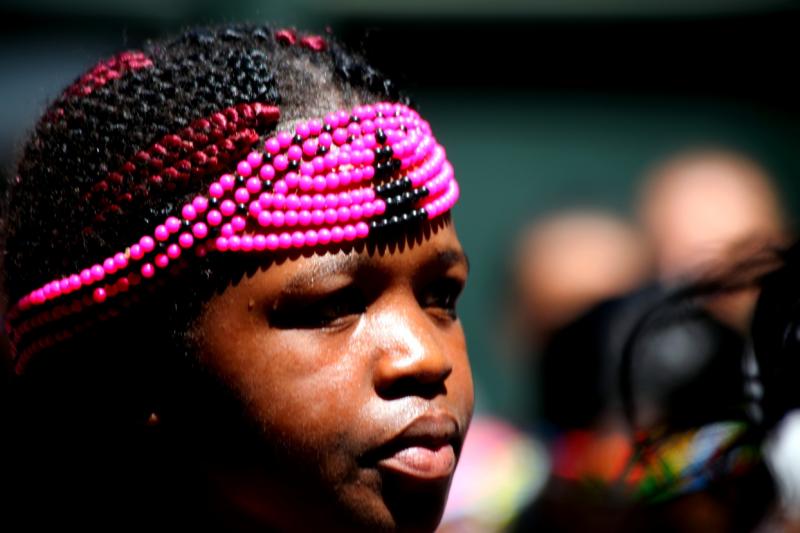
[{"left": 281, "top": 247, "right": 469, "bottom": 293}]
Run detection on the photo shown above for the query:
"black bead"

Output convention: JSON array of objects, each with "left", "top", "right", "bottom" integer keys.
[
  {"left": 237, "top": 203, "right": 248, "bottom": 214},
  {"left": 402, "top": 191, "right": 413, "bottom": 201},
  {"left": 182, "top": 219, "right": 192, "bottom": 229},
  {"left": 263, "top": 153, "right": 273, "bottom": 162},
  {"left": 350, "top": 115, "right": 360, "bottom": 123},
  {"left": 390, "top": 215, "right": 400, "bottom": 225},
  {"left": 288, "top": 160, "right": 299, "bottom": 170},
  {"left": 401, "top": 213, "right": 410, "bottom": 222},
  {"left": 235, "top": 175, "right": 245, "bottom": 186},
  {"left": 347, "top": 135, "right": 356, "bottom": 143},
  {"left": 385, "top": 196, "right": 395, "bottom": 206},
  {"left": 323, "top": 124, "right": 333, "bottom": 133},
  {"left": 209, "top": 197, "right": 220, "bottom": 208},
  {"left": 263, "top": 180, "right": 273, "bottom": 189},
  {"left": 376, "top": 129, "right": 387, "bottom": 144},
  {"left": 293, "top": 134, "right": 303, "bottom": 145},
  {"left": 317, "top": 145, "right": 328, "bottom": 155}
]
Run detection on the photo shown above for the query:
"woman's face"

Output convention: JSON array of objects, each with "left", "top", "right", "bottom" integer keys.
[{"left": 194, "top": 219, "right": 473, "bottom": 531}]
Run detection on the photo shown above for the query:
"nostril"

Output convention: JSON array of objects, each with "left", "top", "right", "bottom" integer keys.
[{"left": 377, "top": 375, "right": 449, "bottom": 401}]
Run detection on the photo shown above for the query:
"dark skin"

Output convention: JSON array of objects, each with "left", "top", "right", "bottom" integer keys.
[{"left": 192, "top": 218, "right": 473, "bottom": 531}]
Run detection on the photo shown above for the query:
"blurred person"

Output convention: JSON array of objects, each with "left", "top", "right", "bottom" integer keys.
[
  {"left": 638, "top": 149, "right": 787, "bottom": 331},
  {"left": 513, "top": 210, "right": 653, "bottom": 345},
  {"left": 2, "top": 24, "right": 473, "bottom": 531}
]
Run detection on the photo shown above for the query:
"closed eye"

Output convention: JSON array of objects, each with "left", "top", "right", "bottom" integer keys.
[
  {"left": 269, "top": 286, "right": 367, "bottom": 330},
  {"left": 420, "top": 277, "right": 464, "bottom": 322}
]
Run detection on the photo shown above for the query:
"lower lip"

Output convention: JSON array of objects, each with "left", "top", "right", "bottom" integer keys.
[{"left": 378, "top": 443, "right": 456, "bottom": 480}]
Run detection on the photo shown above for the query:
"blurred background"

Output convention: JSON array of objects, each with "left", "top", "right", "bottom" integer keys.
[{"left": 2, "top": 0, "right": 800, "bottom": 530}]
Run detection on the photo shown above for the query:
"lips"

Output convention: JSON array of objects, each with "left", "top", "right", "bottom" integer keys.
[{"left": 371, "top": 412, "right": 461, "bottom": 481}]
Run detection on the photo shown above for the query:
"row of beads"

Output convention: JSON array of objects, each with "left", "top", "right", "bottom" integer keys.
[{"left": 8, "top": 102, "right": 459, "bottom": 365}]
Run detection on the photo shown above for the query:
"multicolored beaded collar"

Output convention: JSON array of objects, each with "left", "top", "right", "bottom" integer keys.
[{"left": 5, "top": 102, "right": 459, "bottom": 373}]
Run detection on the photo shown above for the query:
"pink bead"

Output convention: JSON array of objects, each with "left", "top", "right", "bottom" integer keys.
[
  {"left": 277, "top": 131, "right": 293, "bottom": 148},
  {"left": 325, "top": 193, "right": 339, "bottom": 208},
  {"left": 272, "top": 211, "right": 285, "bottom": 227},
  {"left": 140, "top": 236, "right": 155, "bottom": 252},
  {"left": 347, "top": 123, "right": 361, "bottom": 136},
  {"left": 326, "top": 173, "right": 340, "bottom": 189},
  {"left": 259, "top": 164, "right": 275, "bottom": 180},
  {"left": 249, "top": 201, "right": 262, "bottom": 217},
  {"left": 337, "top": 152, "right": 351, "bottom": 166},
  {"left": 300, "top": 161, "right": 314, "bottom": 176},
  {"left": 254, "top": 234, "right": 267, "bottom": 251},
  {"left": 234, "top": 188, "right": 250, "bottom": 203},
  {"left": 324, "top": 208, "right": 338, "bottom": 225},
  {"left": 166, "top": 217, "right": 181, "bottom": 233},
  {"left": 209, "top": 183, "right": 224, "bottom": 198},
  {"left": 355, "top": 221, "right": 369, "bottom": 238},
  {"left": 93, "top": 288, "right": 107, "bottom": 303},
  {"left": 258, "top": 211, "right": 272, "bottom": 227},
  {"left": 272, "top": 194, "right": 286, "bottom": 209},
  {"left": 68, "top": 274, "right": 82, "bottom": 291},
  {"left": 312, "top": 156, "right": 326, "bottom": 172},
  {"left": 299, "top": 176, "right": 313, "bottom": 191},
  {"left": 192, "top": 222, "right": 208, "bottom": 239},
  {"left": 229, "top": 236, "right": 241, "bottom": 251},
  {"left": 312, "top": 194, "right": 326, "bottom": 210},
  {"left": 311, "top": 210, "right": 325, "bottom": 225},
  {"left": 232, "top": 216, "right": 247, "bottom": 232},
  {"left": 155, "top": 225, "right": 169, "bottom": 241},
  {"left": 266, "top": 234, "right": 280, "bottom": 251},
  {"left": 278, "top": 233, "right": 292, "bottom": 249},
  {"left": 286, "top": 194, "right": 301, "bottom": 210},
  {"left": 339, "top": 192, "right": 352, "bottom": 206},
  {"left": 221, "top": 224, "right": 234, "bottom": 238},
  {"left": 246, "top": 177, "right": 262, "bottom": 194},
  {"left": 285, "top": 172, "right": 300, "bottom": 189},
  {"left": 220, "top": 174, "right": 235, "bottom": 191},
  {"left": 91, "top": 265, "right": 105, "bottom": 281},
  {"left": 273, "top": 180, "right": 288, "bottom": 195},
  {"left": 167, "top": 244, "right": 181, "bottom": 259},
  {"left": 179, "top": 233, "right": 194, "bottom": 248},
  {"left": 220, "top": 200, "right": 236, "bottom": 217},
  {"left": 291, "top": 231, "right": 305, "bottom": 247},
  {"left": 302, "top": 139, "right": 317, "bottom": 157},
  {"left": 237, "top": 161, "right": 252, "bottom": 177},
  {"left": 296, "top": 122, "right": 310, "bottom": 138},
  {"left": 339, "top": 170, "right": 352, "bottom": 187},
  {"left": 324, "top": 152, "right": 337, "bottom": 169},
  {"left": 337, "top": 206, "right": 351, "bottom": 222},
  {"left": 129, "top": 244, "right": 144, "bottom": 260},
  {"left": 285, "top": 210, "right": 298, "bottom": 226},
  {"left": 313, "top": 176, "right": 327, "bottom": 192},
  {"left": 287, "top": 145, "right": 303, "bottom": 161},
  {"left": 300, "top": 195, "right": 313, "bottom": 210},
  {"left": 60, "top": 279, "right": 71, "bottom": 292},
  {"left": 80, "top": 269, "right": 93, "bottom": 284},
  {"left": 343, "top": 225, "right": 357, "bottom": 241},
  {"left": 331, "top": 226, "right": 344, "bottom": 243},
  {"left": 207, "top": 210, "right": 222, "bottom": 226},
  {"left": 304, "top": 229, "right": 319, "bottom": 246},
  {"left": 351, "top": 205, "right": 363, "bottom": 219},
  {"left": 182, "top": 204, "right": 197, "bottom": 220},
  {"left": 324, "top": 112, "right": 338, "bottom": 127},
  {"left": 265, "top": 137, "right": 280, "bottom": 154},
  {"left": 103, "top": 258, "right": 116, "bottom": 274},
  {"left": 114, "top": 252, "right": 128, "bottom": 269},
  {"left": 215, "top": 237, "right": 229, "bottom": 252},
  {"left": 259, "top": 193, "right": 273, "bottom": 209},
  {"left": 241, "top": 235, "right": 254, "bottom": 252},
  {"left": 363, "top": 166, "right": 375, "bottom": 179},
  {"left": 247, "top": 151, "right": 263, "bottom": 167},
  {"left": 298, "top": 210, "right": 312, "bottom": 225},
  {"left": 362, "top": 150, "right": 375, "bottom": 165},
  {"left": 333, "top": 128, "right": 348, "bottom": 145},
  {"left": 375, "top": 199, "right": 386, "bottom": 215},
  {"left": 309, "top": 119, "right": 323, "bottom": 135}
]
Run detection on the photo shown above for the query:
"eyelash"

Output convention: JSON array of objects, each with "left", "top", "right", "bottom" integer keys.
[
  {"left": 270, "top": 277, "right": 464, "bottom": 330},
  {"left": 270, "top": 287, "right": 366, "bottom": 330},
  {"left": 420, "top": 279, "right": 463, "bottom": 321}
]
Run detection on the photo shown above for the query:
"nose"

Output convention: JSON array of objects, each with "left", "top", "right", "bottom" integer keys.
[{"left": 371, "top": 299, "right": 453, "bottom": 399}]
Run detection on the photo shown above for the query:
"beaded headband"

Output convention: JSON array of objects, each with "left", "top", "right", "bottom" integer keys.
[{"left": 6, "top": 102, "right": 459, "bottom": 373}]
